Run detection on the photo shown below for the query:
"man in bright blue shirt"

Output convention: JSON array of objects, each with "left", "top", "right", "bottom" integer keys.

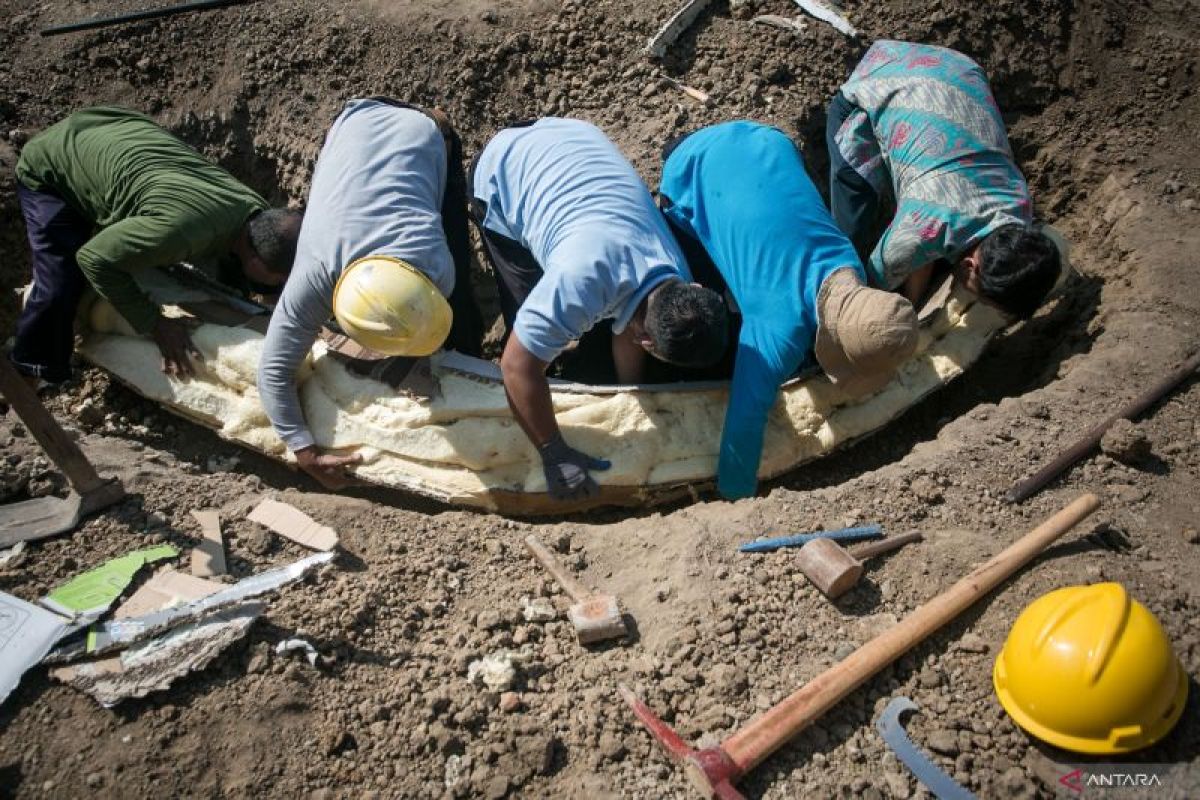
[
  {"left": 471, "top": 118, "right": 729, "bottom": 501},
  {"left": 660, "top": 121, "right": 919, "bottom": 500}
]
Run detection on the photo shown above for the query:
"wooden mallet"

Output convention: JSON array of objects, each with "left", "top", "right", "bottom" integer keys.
[
  {"left": 525, "top": 534, "right": 628, "bottom": 645},
  {"left": 796, "top": 531, "right": 924, "bottom": 599},
  {"left": 621, "top": 493, "right": 1101, "bottom": 799}
]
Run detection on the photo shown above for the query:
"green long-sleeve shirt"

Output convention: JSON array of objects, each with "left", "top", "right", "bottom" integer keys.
[{"left": 16, "top": 107, "right": 267, "bottom": 333}]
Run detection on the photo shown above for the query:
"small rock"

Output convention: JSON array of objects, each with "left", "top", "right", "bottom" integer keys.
[
  {"left": 708, "top": 664, "right": 748, "bottom": 699},
  {"left": 550, "top": 530, "right": 572, "bottom": 553},
  {"left": 245, "top": 528, "right": 272, "bottom": 556},
  {"left": 927, "top": 729, "right": 960, "bottom": 756},
  {"left": 1099, "top": 419, "right": 1151, "bottom": 463},
  {"left": 1182, "top": 527, "right": 1200, "bottom": 544},
  {"left": 85, "top": 772, "right": 103, "bottom": 788},
  {"left": 598, "top": 733, "right": 626, "bottom": 761},
  {"left": 477, "top": 608, "right": 504, "bottom": 631},
  {"left": 883, "top": 770, "right": 910, "bottom": 799},
  {"left": 324, "top": 730, "right": 357, "bottom": 756},
  {"left": 483, "top": 775, "right": 509, "bottom": 799},
  {"left": 955, "top": 633, "right": 989, "bottom": 653},
  {"left": 910, "top": 476, "right": 943, "bottom": 504},
  {"left": 73, "top": 401, "right": 104, "bottom": 428},
  {"left": 467, "top": 652, "right": 519, "bottom": 692},
  {"left": 499, "top": 692, "right": 522, "bottom": 713},
  {"left": 246, "top": 648, "right": 270, "bottom": 674},
  {"left": 1002, "top": 765, "right": 1028, "bottom": 794},
  {"left": 917, "top": 666, "right": 942, "bottom": 688},
  {"left": 206, "top": 454, "right": 240, "bottom": 473},
  {"left": 521, "top": 596, "right": 557, "bottom": 622}
]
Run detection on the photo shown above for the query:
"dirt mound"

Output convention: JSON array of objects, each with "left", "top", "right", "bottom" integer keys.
[{"left": 2, "top": 0, "right": 1200, "bottom": 798}]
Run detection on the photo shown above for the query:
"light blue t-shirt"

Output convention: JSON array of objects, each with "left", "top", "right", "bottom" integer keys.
[
  {"left": 471, "top": 118, "right": 690, "bottom": 363},
  {"left": 661, "top": 121, "right": 866, "bottom": 500},
  {"left": 259, "top": 99, "right": 452, "bottom": 451}
]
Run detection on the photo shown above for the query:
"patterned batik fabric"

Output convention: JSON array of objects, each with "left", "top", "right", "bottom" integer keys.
[{"left": 835, "top": 40, "right": 1033, "bottom": 290}]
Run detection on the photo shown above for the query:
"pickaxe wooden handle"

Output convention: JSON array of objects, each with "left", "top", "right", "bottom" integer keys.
[{"left": 0, "top": 356, "right": 108, "bottom": 494}]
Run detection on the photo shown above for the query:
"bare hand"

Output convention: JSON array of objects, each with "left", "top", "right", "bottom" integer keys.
[
  {"left": 295, "top": 446, "right": 363, "bottom": 491},
  {"left": 152, "top": 316, "right": 203, "bottom": 378}
]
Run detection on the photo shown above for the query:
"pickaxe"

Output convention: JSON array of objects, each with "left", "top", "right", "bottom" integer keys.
[{"left": 621, "top": 493, "right": 1101, "bottom": 798}]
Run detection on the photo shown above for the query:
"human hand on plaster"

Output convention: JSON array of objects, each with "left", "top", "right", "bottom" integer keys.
[
  {"left": 295, "top": 446, "right": 363, "bottom": 491},
  {"left": 500, "top": 335, "right": 612, "bottom": 500},
  {"left": 539, "top": 434, "right": 611, "bottom": 501},
  {"left": 151, "top": 316, "right": 203, "bottom": 378}
]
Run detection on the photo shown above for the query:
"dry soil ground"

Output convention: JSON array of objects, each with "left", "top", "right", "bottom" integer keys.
[{"left": 1, "top": 0, "right": 1200, "bottom": 798}]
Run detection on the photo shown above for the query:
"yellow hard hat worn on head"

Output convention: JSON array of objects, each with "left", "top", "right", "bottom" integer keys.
[
  {"left": 332, "top": 255, "right": 452, "bottom": 357},
  {"left": 993, "top": 583, "right": 1187, "bottom": 754}
]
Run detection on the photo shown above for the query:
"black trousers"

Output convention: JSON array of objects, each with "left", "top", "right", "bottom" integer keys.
[
  {"left": 825, "top": 90, "right": 887, "bottom": 262},
  {"left": 10, "top": 182, "right": 92, "bottom": 382}
]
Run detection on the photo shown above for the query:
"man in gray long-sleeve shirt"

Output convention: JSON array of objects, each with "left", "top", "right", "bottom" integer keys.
[{"left": 258, "top": 98, "right": 482, "bottom": 490}]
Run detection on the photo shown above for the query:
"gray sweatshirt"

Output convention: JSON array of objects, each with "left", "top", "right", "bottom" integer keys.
[{"left": 258, "top": 99, "right": 454, "bottom": 452}]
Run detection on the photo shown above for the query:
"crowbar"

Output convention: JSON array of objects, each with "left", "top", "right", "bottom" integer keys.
[
  {"left": 738, "top": 523, "right": 881, "bottom": 553},
  {"left": 1006, "top": 348, "right": 1200, "bottom": 502},
  {"left": 877, "top": 697, "right": 977, "bottom": 800},
  {"left": 41, "top": 0, "right": 253, "bottom": 37}
]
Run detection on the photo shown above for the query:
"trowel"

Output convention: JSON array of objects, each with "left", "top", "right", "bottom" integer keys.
[{"left": 0, "top": 355, "right": 125, "bottom": 546}]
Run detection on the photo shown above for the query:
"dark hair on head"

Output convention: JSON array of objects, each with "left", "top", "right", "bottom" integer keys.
[
  {"left": 644, "top": 281, "right": 729, "bottom": 368},
  {"left": 976, "top": 224, "right": 1062, "bottom": 320},
  {"left": 247, "top": 207, "right": 304, "bottom": 274}
]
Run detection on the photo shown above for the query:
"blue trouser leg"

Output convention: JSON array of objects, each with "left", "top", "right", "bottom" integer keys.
[
  {"left": 826, "top": 91, "right": 883, "bottom": 262},
  {"left": 11, "top": 183, "right": 92, "bottom": 383}
]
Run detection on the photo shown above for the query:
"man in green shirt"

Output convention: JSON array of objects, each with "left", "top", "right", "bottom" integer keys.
[{"left": 11, "top": 106, "right": 301, "bottom": 383}]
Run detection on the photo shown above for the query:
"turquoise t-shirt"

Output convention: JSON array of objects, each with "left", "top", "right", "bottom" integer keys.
[
  {"left": 661, "top": 121, "right": 866, "bottom": 499},
  {"left": 833, "top": 40, "right": 1032, "bottom": 289}
]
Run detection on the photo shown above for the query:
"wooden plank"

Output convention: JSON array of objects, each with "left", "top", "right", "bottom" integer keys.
[
  {"left": 248, "top": 499, "right": 338, "bottom": 551},
  {"left": 190, "top": 509, "right": 228, "bottom": 577}
]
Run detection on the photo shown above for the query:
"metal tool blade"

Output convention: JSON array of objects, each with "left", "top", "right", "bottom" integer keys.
[{"left": 876, "top": 696, "right": 977, "bottom": 800}]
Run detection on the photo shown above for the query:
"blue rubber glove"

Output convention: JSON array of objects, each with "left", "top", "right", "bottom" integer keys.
[{"left": 539, "top": 434, "right": 611, "bottom": 501}]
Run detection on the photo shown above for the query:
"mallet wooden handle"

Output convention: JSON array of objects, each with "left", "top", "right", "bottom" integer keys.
[
  {"left": 722, "top": 493, "right": 1100, "bottom": 774},
  {"left": 0, "top": 356, "right": 107, "bottom": 493},
  {"left": 525, "top": 534, "right": 591, "bottom": 603},
  {"left": 847, "top": 531, "right": 923, "bottom": 561}
]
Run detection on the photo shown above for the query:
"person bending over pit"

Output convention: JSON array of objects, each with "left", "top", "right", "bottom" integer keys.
[
  {"left": 660, "top": 121, "right": 919, "bottom": 501},
  {"left": 10, "top": 106, "right": 299, "bottom": 385},
  {"left": 827, "top": 40, "right": 1061, "bottom": 317},
  {"left": 258, "top": 98, "right": 484, "bottom": 491},
  {"left": 470, "top": 118, "right": 728, "bottom": 502}
]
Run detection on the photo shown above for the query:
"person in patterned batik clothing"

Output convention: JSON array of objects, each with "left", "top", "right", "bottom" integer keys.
[{"left": 826, "top": 40, "right": 1061, "bottom": 319}]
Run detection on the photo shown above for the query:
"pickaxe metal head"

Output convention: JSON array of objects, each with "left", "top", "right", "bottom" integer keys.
[{"left": 618, "top": 684, "right": 745, "bottom": 799}]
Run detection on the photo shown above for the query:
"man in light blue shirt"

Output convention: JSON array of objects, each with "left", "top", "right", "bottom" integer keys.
[
  {"left": 259, "top": 98, "right": 483, "bottom": 489},
  {"left": 661, "top": 121, "right": 918, "bottom": 499},
  {"left": 470, "top": 118, "right": 729, "bottom": 501}
]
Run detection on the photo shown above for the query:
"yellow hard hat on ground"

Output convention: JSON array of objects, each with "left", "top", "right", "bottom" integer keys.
[
  {"left": 332, "top": 255, "right": 452, "bottom": 356},
  {"left": 993, "top": 583, "right": 1187, "bottom": 754}
]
